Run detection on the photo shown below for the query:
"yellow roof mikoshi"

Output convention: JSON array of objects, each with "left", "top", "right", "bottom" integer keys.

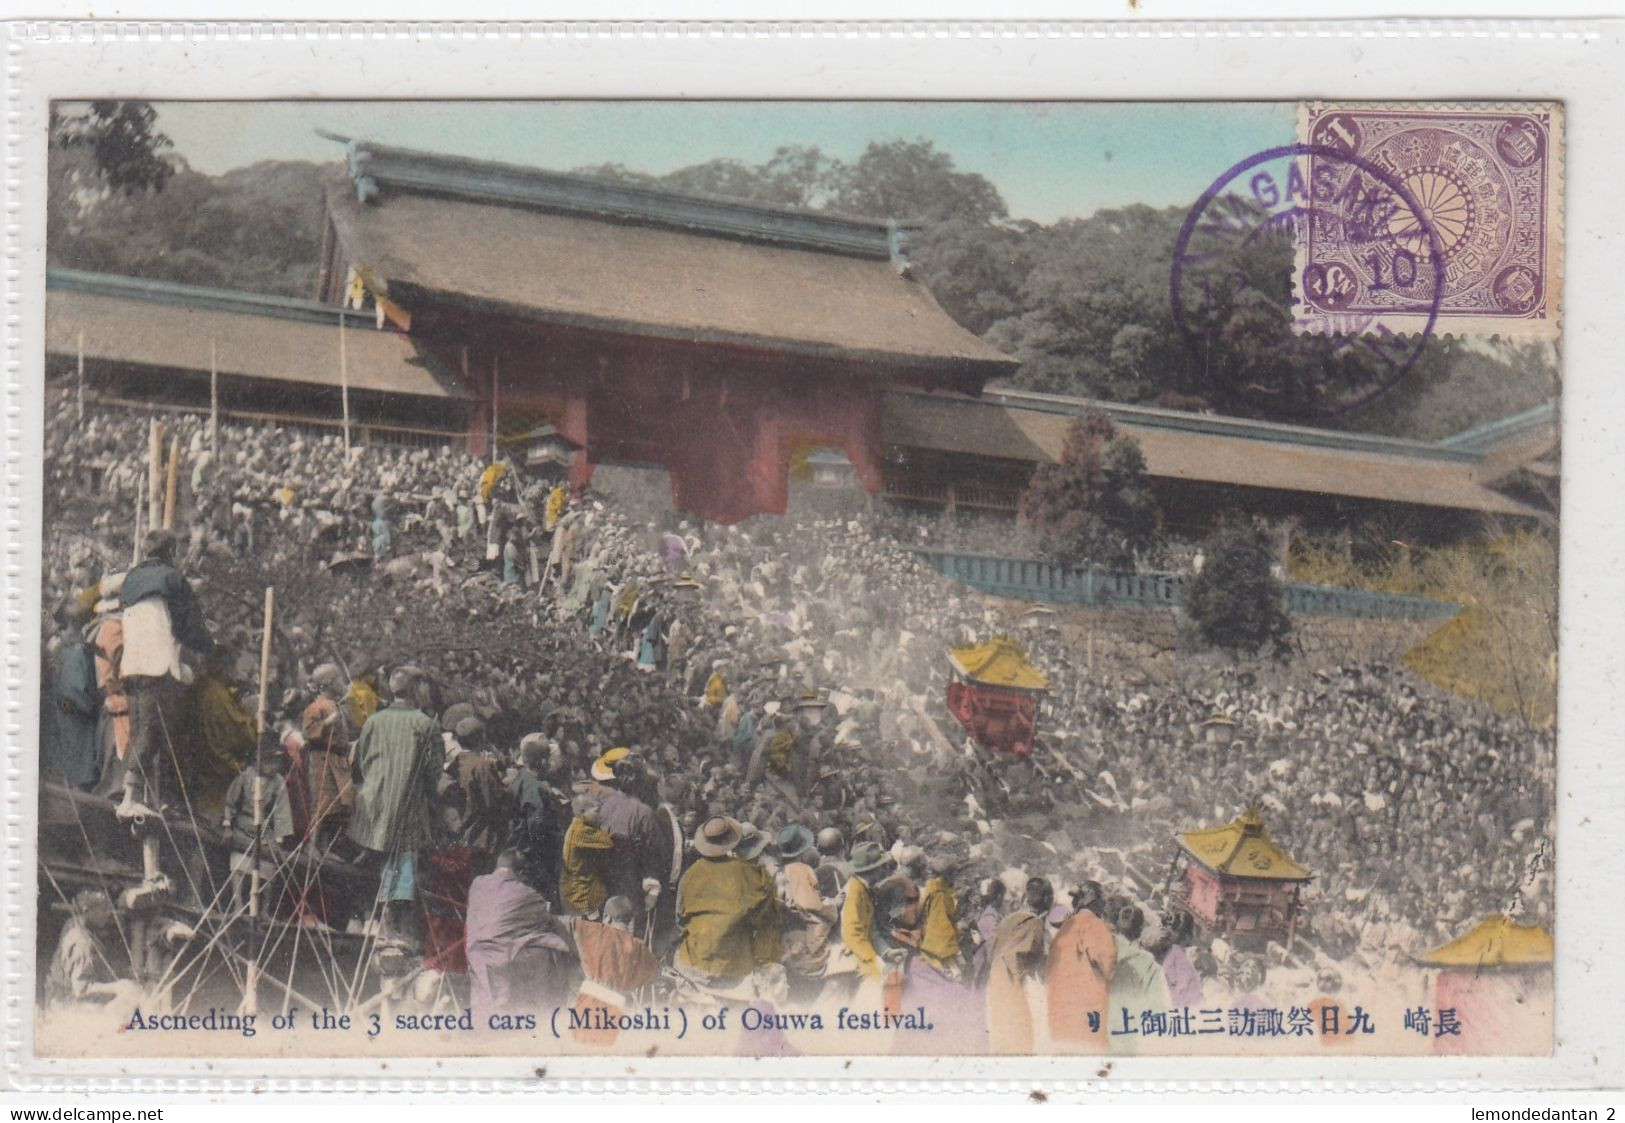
[
  {"left": 948, "top": 635, "right": 1049, "bottom": 692},
  {"left": 1177, "top": 808, "right": 1313, "bottom": 881},
  {"left": 1418, "top": 914, "right": 1554, "bottom": 969}
]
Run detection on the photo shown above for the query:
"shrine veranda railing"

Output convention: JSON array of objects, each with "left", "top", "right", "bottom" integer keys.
[{"left": 911, "top": 549, "right": 1462, "bottom": 622}]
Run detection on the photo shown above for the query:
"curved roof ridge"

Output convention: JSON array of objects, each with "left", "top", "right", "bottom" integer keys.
[{"left": 333, "top": 136, "right": 905, "bottom": 262}]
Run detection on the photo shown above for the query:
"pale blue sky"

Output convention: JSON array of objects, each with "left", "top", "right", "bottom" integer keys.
[{"left": 149, "top": 100, "right": 1293, "bottom": 224}]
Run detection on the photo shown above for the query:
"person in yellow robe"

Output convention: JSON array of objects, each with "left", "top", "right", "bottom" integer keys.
[
  {"left": 544, "top": 485, "right": 567, "bottom": 532},
  {"left": 899, "top": 859, "right": 977, "bottom": 1051},
  {"left": 674, "top": 817, "right": 781, "bottom": 986},
  {"left": 703, "top": 672, "right": 727, "bottom": 708},
  {"left": 175, "top": 656, "right": 257, "bottom": 816},
  {"left": 479, "top": 460, "right": 509, "bottom": 504},
  {"left": 345, "top": 673, "right": 381, "bottom": 732},
  {"left": 917, "top": 872, "right": 962, "bottom": 971},
  {"left": 839, "top": 841, "right": 910, "bottom": 1013},
  {"left": 561, "top": 799, "right": 614, "bottom": 916},
  {"left": 839, "top": 843, "right": 890, "bottom": 983}
]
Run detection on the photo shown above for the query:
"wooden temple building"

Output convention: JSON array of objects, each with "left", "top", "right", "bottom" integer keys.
[
  {"left": 315, "top": 139, "right": 1013, "bottom": 524},
  {"left": 44, "top": 136, "right": 1557, "bottom": 528},
  {"left": 881, "top": 387, "right": 1554, "bottom": 533}
]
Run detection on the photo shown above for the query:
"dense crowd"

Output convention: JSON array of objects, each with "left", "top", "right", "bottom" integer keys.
[{"left": 39, "top": 393, "right": 1554, "bottom": 1050}]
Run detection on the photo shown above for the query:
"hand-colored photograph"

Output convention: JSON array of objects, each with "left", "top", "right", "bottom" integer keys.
[{"left": 35, "top": 98, "right": 1559, "bottom": 1058}]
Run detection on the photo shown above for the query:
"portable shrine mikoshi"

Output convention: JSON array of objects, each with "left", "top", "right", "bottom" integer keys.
[
  {"left": 1416, "top": 913, "right": 1555, "bottom": 1054},
  {"left": 1166, "top": 807, "right": 1312, "bottom": 947},
  {"left": 945, "top": 635, "right": 1048, "bottom": 757}
]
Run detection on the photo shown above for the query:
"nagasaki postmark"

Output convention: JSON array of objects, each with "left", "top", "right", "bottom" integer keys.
[
  {"left": 1170, "top": 142, "right": 1445, "bottom": 416},
  {"left": 1296, "top": 102, "right": 1562, "bottom": 338}
]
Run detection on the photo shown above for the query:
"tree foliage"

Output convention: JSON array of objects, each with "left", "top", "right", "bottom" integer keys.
[
  {"left": 51, "top": 101, "right": 175, "bottom": 196},
  {"left": 50, "top": 158, "right": 327, "bottom": 297},
  {"left": 1290, "top": 529, "right": 1558, "bottom": 725},
  {"left": 1018, "top": 410, "right": 1157, "bottom": 568},
  {"left": 1186, "top": 521, "right": 1292, "bottom": 656},
  {"left": 46, "top": 116, "right": 1557, "bottom": 438}
]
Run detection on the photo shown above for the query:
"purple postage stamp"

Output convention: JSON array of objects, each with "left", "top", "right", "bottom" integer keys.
[{"left": 1295, "top": 102, "right": 1563, "bottom": 339}]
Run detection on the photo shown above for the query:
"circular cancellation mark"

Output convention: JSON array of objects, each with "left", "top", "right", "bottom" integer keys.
[{"left": 1170, "top": 143, "right": 1445, "bottom": 419}]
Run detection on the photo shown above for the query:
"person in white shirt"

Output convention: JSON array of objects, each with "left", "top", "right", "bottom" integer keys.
[{"left": 114, "top": 529, "right": 213, "bottom": 823}]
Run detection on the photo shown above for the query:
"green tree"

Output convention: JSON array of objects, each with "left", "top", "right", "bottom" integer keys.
[
  {"left": 51, "top": 101, "right": 174, "bottom": 195},
  {"left": 985, "top": 205, "right": 1189, "bottom": 403},
  {"left": 1096, "top": 436, "right": 1159, "bottom": 562},
  {"left": 907, "top": 217, "right": 1026, "bottom": 334},
  {"left": 1185, "top": 521, "right": 1292, "bottom": 656},
  {"left": 827, "top": 138, "right": 1006, "bottom": 225},
  {"left": 49, "top": 158, "right": 327, "bottom": 296},
  {"left": 1018, "top": 410, "right": 1157, "bottom": 568},
  {"left": 48, "top": 100, "right": 176, "bottom": 255},
  {"left": 577, "top": 145, "right": 838, "bottom": 210}
]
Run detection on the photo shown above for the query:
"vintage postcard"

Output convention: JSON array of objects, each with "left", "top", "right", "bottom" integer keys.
[{"left": 24, "top": 92, "right": 1568, "bottom": 1068}]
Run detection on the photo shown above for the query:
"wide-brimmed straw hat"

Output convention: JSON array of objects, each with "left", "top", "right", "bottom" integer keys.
[
  {"left": 793, "top": 689, "right": 830, "bottom": 710},
  {"left": 847, "top": 840, "right": 892, "bottom": 875},
  {"left": 694, "top": 816, "right": 743, "bottom": 858},
  {"left": 776, "top": 824, "right": 816, "bottom": 861},
  {"left": 735, "top": 823, "right": 769, "bottom": 861},
  {"left": 308, "top": 663, "right": 347, "bottom": 692},
  {"left": 591, "top": 746, "right": 631, "bottom": 781}
]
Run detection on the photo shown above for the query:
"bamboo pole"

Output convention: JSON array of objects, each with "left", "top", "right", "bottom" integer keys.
[
  {"left": 147, "top": 419, "right": 164, "bottom": 531},
  {"left": 132, "top": 473, "right": 144, "bottom": 565},
  {"left": 162, "top": 436, "right": 180, "bottom": 530},
  {"left": 209, "top": 339, "right": 219, "bottom": 457},
  {"left": 490, "top": 353, "right": 499, "bottom": 465},
  {"left": 339, "top": 312, "right": 352, "bottom": 460},
  {"left": 224, "top": 948, "right": 323, "bottom": 1012},
  {"left": 75, "top": 329, "right": 85, "bottom": 424},
  {"left": 245, "top": 584, "right": 275, "bottom": 1017},
  {"left": 459, "top": 345, "right": 474, "bottom": 461}
]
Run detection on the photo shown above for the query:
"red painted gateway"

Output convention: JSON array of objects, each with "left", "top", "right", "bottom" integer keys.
[{"left": 316, "top": 139, "right": 1014, "bottom": 525}]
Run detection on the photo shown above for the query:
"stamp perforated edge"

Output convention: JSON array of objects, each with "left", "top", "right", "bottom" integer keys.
[{"left": 1292, "top": 100, "right": 1565, "bottom": 342}]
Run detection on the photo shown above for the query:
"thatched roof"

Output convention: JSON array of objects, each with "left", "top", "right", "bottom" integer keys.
[
  {"left": 46, "top": 272, "right": 464, "bottom": 401},
  {"left": 323, "top": 166, "right": 1015, "bottom": 374},
  {"left": 883, "top": 391, "right": 1543, "bottom": 516}
]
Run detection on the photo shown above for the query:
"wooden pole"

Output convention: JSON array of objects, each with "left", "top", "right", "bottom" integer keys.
[
  {"left": 490, "top": 353, "right": 499, "bottom": 465},
  {"left": 162, "top": 436, "right": 180, "bottom": 530},
  {"left": 459, "top": 345, "right": 473, "bottom": 459},
  {"left": 209, "top": 339, "right": 219, "bottom": 457},
  {"left": 246, "top": 584, "right": 274, "bottom": 1016},
  {"left": 910, "top": 696, "right": 959, "bottom": 763},
  {"left": 339, "top": 311, "right": 352, "bottom": 460},
  {"left": 132, "top": 473, "right": 144, "bottom": 565},
  {"left": 147, "top": 419, "right": 164, "bottom": 531},
  {"left": 75, "top": 329, "right": 85, "bottom": 424}
]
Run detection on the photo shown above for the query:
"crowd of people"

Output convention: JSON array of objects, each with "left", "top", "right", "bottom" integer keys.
[{"left": 38, "top": 392, "right": 1554, "bottom": 1051}]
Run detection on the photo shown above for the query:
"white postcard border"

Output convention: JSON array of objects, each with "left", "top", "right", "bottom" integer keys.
[{"left": 3, "top": 19, "right": 1622, "bottom": 1096}]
